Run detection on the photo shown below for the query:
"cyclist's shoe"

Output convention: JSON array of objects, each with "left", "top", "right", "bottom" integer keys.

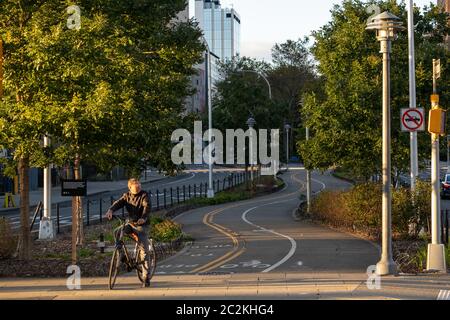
[{"left": 142, "top": 278, "right": 151, "bottom": 288}]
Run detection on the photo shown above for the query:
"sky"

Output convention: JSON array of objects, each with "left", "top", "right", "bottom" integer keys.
[{"left": 189, "top": 0, "right": 437, "bottom": 62}]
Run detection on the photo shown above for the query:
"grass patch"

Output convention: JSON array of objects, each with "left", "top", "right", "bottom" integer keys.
[
  {"left": 78, "top": 247, "right": 96, "bottom": 259},
  {"left": 185, "top": 176, "right": 282, "bottom": 207}
]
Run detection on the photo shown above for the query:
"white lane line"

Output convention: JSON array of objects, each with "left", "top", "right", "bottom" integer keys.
[
  {"left": 311, "top": 178, "right": 326, "bottom": 194},
  {"left": 437, "top": 290, "right": 450, "bottom": 300},
  {"left": 162, "top": 173, "right": 196, "bottom": 186},
  {"left": 241, "top": 198, "right": 298, "bottom": 273}
]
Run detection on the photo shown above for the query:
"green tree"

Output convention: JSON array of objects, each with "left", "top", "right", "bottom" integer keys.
[
  {"left": 268, "top": 37, "right": 318, "bottom": 161},
  {"left": 298, "top": 0, "right": 450, "bottom": 180},
  {"left": 212, "top": 56, "right": 278, "bottom": 131},
  {"left": 0, "top": 0, "right": 204, "bottom": 259}
]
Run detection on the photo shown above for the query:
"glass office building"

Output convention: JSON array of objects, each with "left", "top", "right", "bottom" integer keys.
[{"left": 196, "top": 0, "right": 241, "bottom": 61}]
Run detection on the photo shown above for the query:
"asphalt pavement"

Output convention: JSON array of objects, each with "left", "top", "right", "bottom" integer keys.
[{"left": 1, "top": 167, "right": 450, "bottom": 299}]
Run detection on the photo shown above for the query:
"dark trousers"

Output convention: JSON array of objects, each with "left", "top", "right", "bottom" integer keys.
[{"left": 114, "top": 223, "right": 151, "bottom": 280}]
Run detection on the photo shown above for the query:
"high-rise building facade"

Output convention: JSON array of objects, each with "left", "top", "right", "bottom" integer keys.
[
  {"left": 438, "top": 0, "right": 450, "bottom": 49},
  {"left": 195, "top": 0, "right": 241, "bottom": 61},
  {"left": 438, "top": 0, "right": 450, "bottom": 12}
]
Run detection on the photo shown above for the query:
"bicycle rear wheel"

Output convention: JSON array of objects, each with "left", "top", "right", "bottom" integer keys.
[{"left": 109, "top": 248, "right": 121, "bottom": 289}]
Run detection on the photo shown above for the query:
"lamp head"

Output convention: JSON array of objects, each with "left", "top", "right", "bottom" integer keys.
[
  {"left": 246, "top": 117, "right": 256, "bottom": 128},
  {"left": 366, "top": 11, "right": 404, "bottom": 41}
]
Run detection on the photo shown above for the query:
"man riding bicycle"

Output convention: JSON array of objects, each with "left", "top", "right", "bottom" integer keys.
[{"left": 105, "top": 178, "right": 152, "bottom": 287}]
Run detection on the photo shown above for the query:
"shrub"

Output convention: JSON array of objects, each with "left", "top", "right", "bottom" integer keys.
[
  {"left": 342, "top": 182, "right": 381, "bottom": 230},
  {"left": 392, "top": 187, "right": 415, "bottom": 235},
  {"left": 152, "top": 219, "right": 183, "bottom": 243},
  {"left": 413, "top": 179, "right": 431, "bottom": 232},
  {"left": 0, "top": 217, "right": 18, "bottom": 259},
  {"left": 310, "top": 181, "right": 420, "bottom": 239}
]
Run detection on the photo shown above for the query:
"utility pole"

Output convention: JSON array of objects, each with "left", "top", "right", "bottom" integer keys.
[
  {"left": 408, "top": 0, "right": 419, "bottom": 192},
  {"left": 427, "top": 59, "right": 447, "bottom": 273}
]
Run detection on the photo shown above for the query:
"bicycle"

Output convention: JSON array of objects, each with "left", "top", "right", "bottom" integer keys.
[{"left": 108, "top": 216, "right": 157, "bottom": 290}]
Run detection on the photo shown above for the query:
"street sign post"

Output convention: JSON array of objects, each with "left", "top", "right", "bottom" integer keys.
[
  {"left": 401, "top": 108, "right": 425, "bottom": 132},
  {"left": 61, "top": 179, "right": 87, "bottom": 197},
  {"left": 434, "top": 59, "right": 441, "bottom": 79}
]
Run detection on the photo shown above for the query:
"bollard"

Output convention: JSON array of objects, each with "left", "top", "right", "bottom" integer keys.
[
  {"left": 170, "top": 188, "right": 173, "bottom": 207},
  {"left": 183, "top": 185, "right": 186, "bottom": 202},
  {"left": 177, "top": 186, "right": 180, "bottom": 204},
  {"left": 188, "top": 185, "right": 191, "bottom": 199},
  {"left": 194, "top": 184, "right": 197, "bottom": 198}
]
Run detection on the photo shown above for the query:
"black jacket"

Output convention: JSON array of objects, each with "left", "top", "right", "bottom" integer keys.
[{"left": 108, "top": 190, "right": 151, "bottom": 225}]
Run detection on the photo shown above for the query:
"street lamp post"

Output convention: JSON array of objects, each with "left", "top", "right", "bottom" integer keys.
[
  {"left": 236, "top": 69, "right": 272, "bottom": 100},
  {"left": 201, "top": 37, "right": 214, "bottom": 198},
  {"left": 284, "top": 124, "right": 291, "bottom": 171},
  {"left": 306, "top": 126, "right": 311, "bottom": 213},
  {"left": 367, "top": 11, "right": 404, "bottom": 276},
  {"left": 247, "top": 117, "right": 256, "bottom": 182},
  {"left": 39, "top": 135, "right": 55, "bottom": 240}
]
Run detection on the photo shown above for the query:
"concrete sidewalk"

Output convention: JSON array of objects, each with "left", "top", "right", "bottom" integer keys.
[
  {"left": 0, "top": 272, "right": 449, "bottom": 300},
  {"left": 0, "top": 170, "right": 169, "bottom": 214}
]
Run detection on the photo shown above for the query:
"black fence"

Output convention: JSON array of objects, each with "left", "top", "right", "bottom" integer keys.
[{"left": 53, "top": 169, "right": 263, "bottom": 233}]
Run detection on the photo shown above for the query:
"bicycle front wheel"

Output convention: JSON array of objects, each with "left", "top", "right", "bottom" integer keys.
[
  {"left": 136, "top": 241, "right": 157, "bottom": 283},
  {"left": 109, "top": 248, "right": 121, "bottom": 290},
  {"left": 147, "top": 240, "right": 157, "bottom": 281}
]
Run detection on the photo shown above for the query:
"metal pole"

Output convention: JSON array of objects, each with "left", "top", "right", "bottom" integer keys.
[
  {"left": 206, "top": 44, "right": 214, "bottom": 198},
  {"left": 447, "top": 135, "right": 450, "bottom": 173},
  {"left": 306, "top": 127, "right": 311, "bottom": 213},
  {"left": 376, "top": 38, "right": 397, "bottom": 276},
  {"left": 408, "top": 0, "right": 419, "bottom": 191},
  {"left": 427, "top": 81, "right": 447, "bottom": 272},
  {"left": 286, "top": 128, "right": 289, "bottom": 171},
  {"left": 39, "top": 135, "right": 55, "bottom": 239},
  {"left": 250, "top": 129, "right": 254, "bottom": 182},
  {"left": 431, "top": 64, "right": 441, "bottom": 246}
]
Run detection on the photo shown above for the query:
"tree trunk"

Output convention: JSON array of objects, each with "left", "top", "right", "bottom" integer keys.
[
  {"left": 74, "top": 154, "right": 83, "bottom": 246},
  {"left": 18, "top": 156, "right": 31, "bottom": 260}
]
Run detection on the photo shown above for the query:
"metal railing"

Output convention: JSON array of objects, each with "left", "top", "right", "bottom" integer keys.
[{"left": 51, "top": 169, "right": 263, "bottom": 233}]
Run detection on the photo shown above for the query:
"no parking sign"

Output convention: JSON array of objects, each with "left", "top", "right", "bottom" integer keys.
[{"left": 401, "top": 108, "right": 425, "bottom": 132}]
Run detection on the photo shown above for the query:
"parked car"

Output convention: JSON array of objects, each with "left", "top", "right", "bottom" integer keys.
[{"left": 441, "top": 174, "right": 450, "bottom": 199}]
